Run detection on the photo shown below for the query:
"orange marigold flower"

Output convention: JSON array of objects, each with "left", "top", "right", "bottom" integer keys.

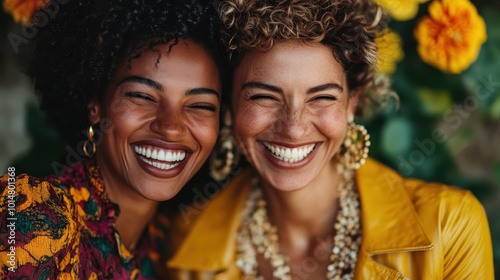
[
  {"left": 3, "top": 0, "right": 49, "bottom": 24},
  {"left": 414, "top": 0, "right": 487, "bottom": 74},
  {"left": 375, "top": 0, "right": 429, "bottom": 21},
  {"left": 376, "top": 29, "right": 404, "bottom": 75}
]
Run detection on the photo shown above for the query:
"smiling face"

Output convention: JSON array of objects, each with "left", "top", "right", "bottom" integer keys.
[
  {"left": 89, "top": 40, "right": 221, "bottom": 201},
  {"left": 232, "top": 40, "right": 358, "bottom": 191}
]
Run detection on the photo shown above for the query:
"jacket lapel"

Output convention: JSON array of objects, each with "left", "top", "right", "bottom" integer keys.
[
  {"left": 168, "top": 168, "right": 254, "bottom": 271},
  {"left": 356, "top": 159, "right": 433, "bottom": 254},
  {"left": 355, "top": 159, "right": 433, "bottom": 279}
]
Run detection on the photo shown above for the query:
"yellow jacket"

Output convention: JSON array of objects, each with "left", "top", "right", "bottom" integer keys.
[{"left": 168, "top": 159, "right": 494, "bottom": 279}]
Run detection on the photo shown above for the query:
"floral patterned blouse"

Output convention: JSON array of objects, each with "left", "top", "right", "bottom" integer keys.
[{"left": 0, "top": 160, "right": 169, "bottom": 279}]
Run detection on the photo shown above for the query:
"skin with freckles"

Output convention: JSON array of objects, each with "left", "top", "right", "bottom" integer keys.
[
  {"left": 232, "top": 40, "right": 359, "bottom": 279},
  {"left": 232, "top": 40, "right": 358, "bottom": 192},
  {"left": 87, "top": 39, "right": 221, "bottom": 248}
]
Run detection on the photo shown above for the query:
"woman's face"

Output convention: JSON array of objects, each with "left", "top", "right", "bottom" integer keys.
[
  {"left": 232, "top": 40, "right": 357, "bottom": 191},
  {"left": 89, "top": 40, "right": 221, "bottom": 201}
]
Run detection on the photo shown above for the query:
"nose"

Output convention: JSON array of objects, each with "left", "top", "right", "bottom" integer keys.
[
  {"left": 275, "top": 104, "right": 307, "bottom": 140},
  {"left": 150, "top": 104, "right": 187, "bottom": 139}
]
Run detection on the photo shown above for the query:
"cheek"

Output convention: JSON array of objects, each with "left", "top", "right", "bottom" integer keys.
[
  {"left": 107, "top": 108, "right": 149, "bottom": 136},
  {"left": 314, "top": 107, "right": 348, "bottom": 142},
  {"left": 233, "top": 103, "right": 272, "bottom": 144},
  {"left": 191, "top": 118, "right": 220, "bottom": 151}
]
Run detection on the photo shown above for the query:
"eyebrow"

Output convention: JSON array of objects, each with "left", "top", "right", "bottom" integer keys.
[
  {"left": 241, "top": 82, "right": 283, "bottom": 94},
  {"left": 118, "top": 76, "right": 163, "bottom": 91},
  {"left": 242, "top": 81, "right": 343, "bottom": 94},
  {"left": 307, "top": 83, "right": 343, "bottom": 94},
  {"left": 118, "top": 75, "right": 220, "bottom": 99},
  {"left": 187, "top": 88, "right": 221, "bottom": 99}
]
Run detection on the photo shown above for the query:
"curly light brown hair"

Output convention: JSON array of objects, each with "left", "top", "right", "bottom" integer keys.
[{"left": 219, "top": 0, "right": 388, "bottom": 95}]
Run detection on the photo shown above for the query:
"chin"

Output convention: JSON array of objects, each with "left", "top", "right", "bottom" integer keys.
[
  {"left": 261, "top": 172, "right": 313, "bottom": 193},
  {"left": 136, "top": 184, "right": 183, "bottom": 202}
]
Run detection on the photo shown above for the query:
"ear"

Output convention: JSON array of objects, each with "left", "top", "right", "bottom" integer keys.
[
  {"left": 87, "top": 98, "right": 102, "bottom": 125},
  {"left": 347, "top": 88, "right": 362, "bottom": 121}
]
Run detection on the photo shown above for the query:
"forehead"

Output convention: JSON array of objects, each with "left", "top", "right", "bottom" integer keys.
[
  {"left": 122, "top": 41, "right": 215, "bottom": 72},
  {"left": 234, "top": 40, "right": 346, "bottom": 85}
]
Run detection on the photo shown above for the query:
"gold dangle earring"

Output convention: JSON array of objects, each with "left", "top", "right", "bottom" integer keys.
[
  {"left": 83, "top": 125, "right": 97, "bottom": 158},
  {"left": 209, "top": 111, "right": 240, "bottom": 181},
  {"left": 336, "top": 120, "right": 370, "bottom": 170}
]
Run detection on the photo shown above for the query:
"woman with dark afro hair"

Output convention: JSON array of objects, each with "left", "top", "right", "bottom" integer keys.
[{"left": 0, "top": 0, "right": 226, "bottom": 278}]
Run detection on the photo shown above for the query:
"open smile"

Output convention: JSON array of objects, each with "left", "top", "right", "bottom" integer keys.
[
  {"left": 260, "top": 141, "right": 319, "bottom": 168},
  {"left": 132, "top": 143, "right": 192, "bottom": 178},
  {"left": 263, "top": 142, "right": 315, "bottom": 163},
  {"left": 134, "top": 145, "right": 186, "bottom": 170}
]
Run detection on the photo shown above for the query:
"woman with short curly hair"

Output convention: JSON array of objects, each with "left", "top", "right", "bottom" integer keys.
[
  {"left": 169, "top": 0, "right": 494, "bottom": 279},
  {"left": 0, "top": 0, "right": 227, "bottom": 278}
]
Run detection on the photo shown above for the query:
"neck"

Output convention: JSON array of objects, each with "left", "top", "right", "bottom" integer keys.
[
  {"left": 262, "top": 160, "right": 341, "bottom": 250},
  {"left": 96, "top": 157, "right": 159, "bottom": 251}
]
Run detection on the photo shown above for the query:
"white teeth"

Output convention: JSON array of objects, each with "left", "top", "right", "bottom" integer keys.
[
  {"left": 133, "top": 145, "right": 186, "bottom": 163},
  {"left": 263, "top": 142, "right": 316, "bottom": 163},
  {"left": 279, "top": 148, "right": 285, "bottom": 158},
  {"left": 157, "top": 150, "right": 165, "bottom": 161},
  {"left": 166, "top": 151, "right": 173, "bottom": 161},
  {"left": 139, "top": 157, "right": 180, "bottom": 170}
]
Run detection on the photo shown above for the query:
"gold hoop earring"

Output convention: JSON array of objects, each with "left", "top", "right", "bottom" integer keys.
[
  {"left": 210, "top": 113, "right": 240, "bottom": 181},
  {"left": 336, "top": 122, "right": 370, "bottom": 170},
  {"left": 83, "top": 125, "right": 96, "bottom": 158}
]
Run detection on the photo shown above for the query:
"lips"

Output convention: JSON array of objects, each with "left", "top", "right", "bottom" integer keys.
[
  {"left": 133, "top": 145, "right": 187, "bottom": 171},
  {"left": 262, "top": 142, "right": 316, "bottom": 163}
]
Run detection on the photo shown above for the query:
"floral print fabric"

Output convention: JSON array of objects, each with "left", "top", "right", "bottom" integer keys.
[{"left": 0, "top": 160, "right": 169, "bottom": 279}]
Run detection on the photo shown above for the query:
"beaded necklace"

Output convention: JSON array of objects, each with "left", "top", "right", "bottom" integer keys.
[{"left": 236, "top": 169, "right": 361, "bottom": 280}]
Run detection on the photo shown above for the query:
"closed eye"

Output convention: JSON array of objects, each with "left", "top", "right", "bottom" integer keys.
[
  {"left": 310, "top": 95, "right": 337, "bottom": 102},
  {"left": 249, "top": 95, "right": 279, "bottom": 101},
  {"left": 124, "top": 92, "right": 156, "bottom": 102},
  {"left": 191, "top": 104, "right": 218, "bottom": 112}
]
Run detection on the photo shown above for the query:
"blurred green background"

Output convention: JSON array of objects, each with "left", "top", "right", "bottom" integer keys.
[{"left": 0, "top": 0, "right": 498, "bottom": 277}]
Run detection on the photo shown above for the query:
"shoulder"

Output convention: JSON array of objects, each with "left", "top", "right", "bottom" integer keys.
[
  {"left": 359, "top": 158, "right": 483, "bottom": 215},
  {"left": 0, "top": 171, "right": 80, "bottom": 277},
  {"left": 357, "top": 158, "right": 490, "bottom": 243},
  {"left": 357, "top": 159, "right": 493, "bottom": 278},
  {"left": 399, "top": 175, "right": 493, "bottom": 277},
  {"left": 402, "top": 177, "right": 478, "bottom": 212},
  {"left": 0, "top": 172, "right": 72, "bottom": 210}
]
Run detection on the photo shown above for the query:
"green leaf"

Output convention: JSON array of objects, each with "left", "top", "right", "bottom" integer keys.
[
  {"left": 417, "top": 88, "right": 453, "bottom": 116},
  {"left": 490, "top": 96, "right": 500, "bottom": 119},
  {"left": 381, "top": 117, "right": 414, "bottom": 158}
]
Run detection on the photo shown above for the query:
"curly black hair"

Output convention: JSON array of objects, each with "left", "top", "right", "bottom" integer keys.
[{"left": 27, "top": 0, "right": 227, "bottom": 146}]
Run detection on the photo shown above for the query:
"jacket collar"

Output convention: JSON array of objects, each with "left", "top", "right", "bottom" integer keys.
[
  {"left": 168, "top": 168, "right": 254, "bottom": 271},
  {"left": 356, "top": 159, "right": 432, "bottom": 255},
  {"left": 168, "top": 158, "right": 432, "bottom": 271}
]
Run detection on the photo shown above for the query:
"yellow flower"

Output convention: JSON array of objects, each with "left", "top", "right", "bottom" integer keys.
[
  {"left": 3, "top": 0, "right": 49, "bottom": 24},
  {"left": 414, "top": 0, "right": 487, "bottom": 74},
  {"left": 376, "top": 29, "right": 404, "bottom": 75},
  {"left": 376, "top": 0, "right": 429, "bottom": 21}
]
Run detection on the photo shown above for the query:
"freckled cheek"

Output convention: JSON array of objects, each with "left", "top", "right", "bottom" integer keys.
[
  {"left": 314, "top": 110, "right": 348, "bottom": 143},
  {"left": 233, "top": 106, "right": 272, "bottom": 149}
]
